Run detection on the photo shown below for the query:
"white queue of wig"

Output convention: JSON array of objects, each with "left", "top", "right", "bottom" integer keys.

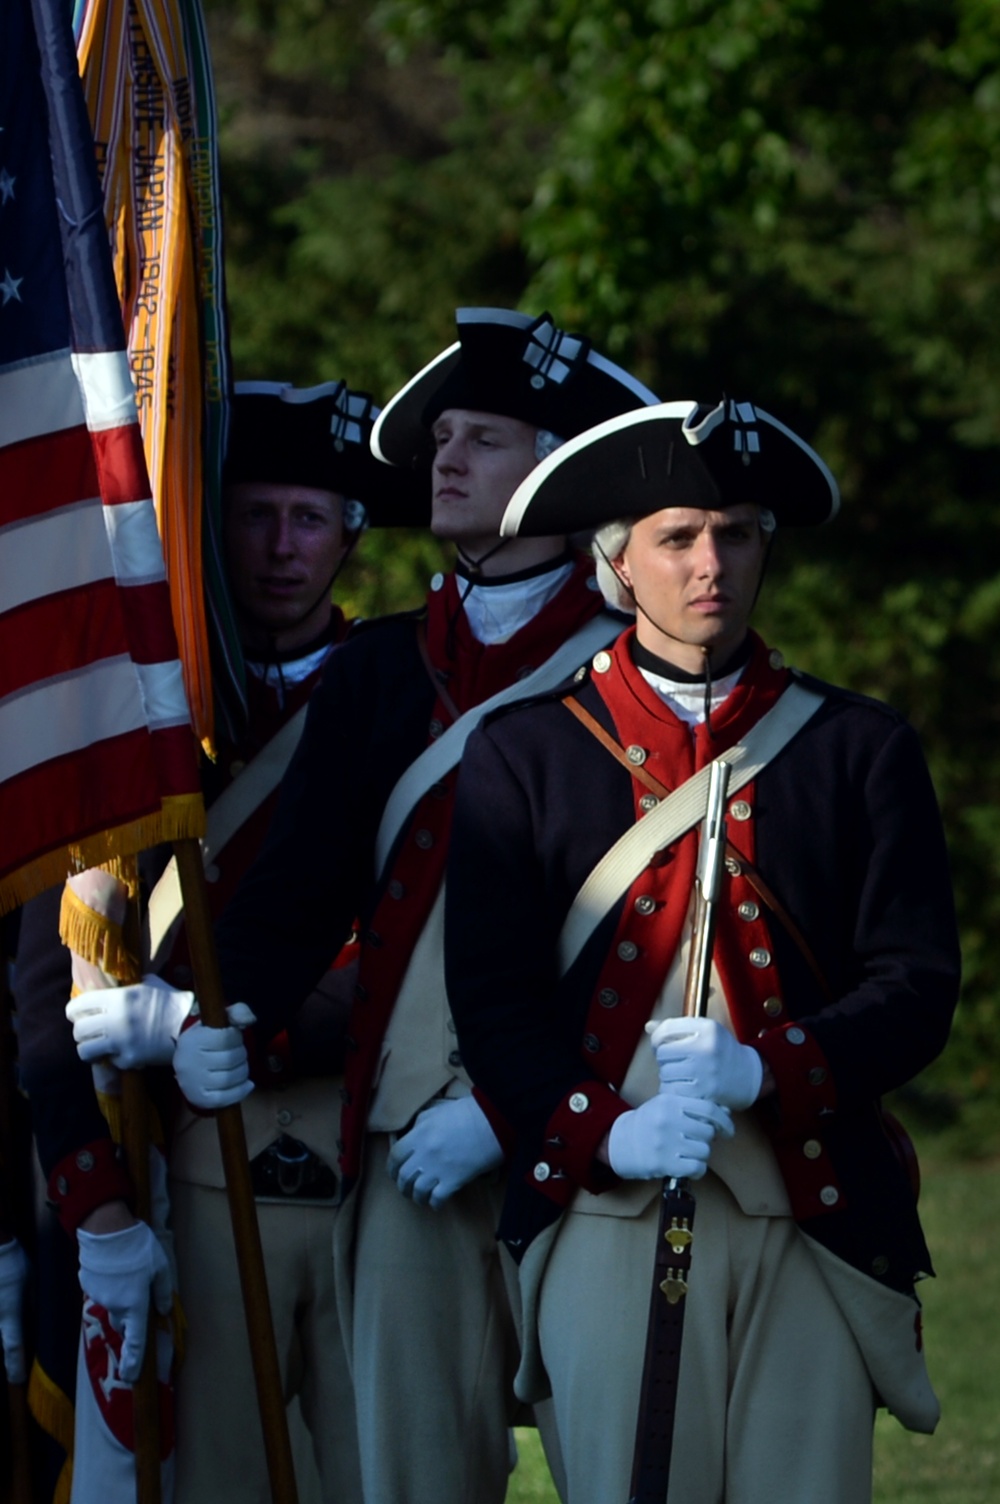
[
  {"left": 592, "top": 507, "right": 777, "bottom": 613},
  {"left": 343, "top": 499, "right": 368, "bottom": 534},
  {"left": 535, "top": 429, "right": 565, "bottom": 462}
]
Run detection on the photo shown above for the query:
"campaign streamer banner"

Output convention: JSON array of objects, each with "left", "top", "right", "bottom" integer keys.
[{"left": 74, "top": 0, "right": 242, "bottom": 752}]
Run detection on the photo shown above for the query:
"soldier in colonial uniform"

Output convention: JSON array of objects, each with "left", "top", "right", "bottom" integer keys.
[
  {"left": 444, "top": 399, "right": 960, "bottom": 1504},
  {"left": 213, "top": 309, "right": 659, "bottom": 1504}
]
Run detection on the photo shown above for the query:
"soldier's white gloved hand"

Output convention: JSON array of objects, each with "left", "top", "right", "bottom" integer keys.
[
  {"left": 387, "top": 1096, "right": 504, "bottom": 1209},
  {"left": 172, "top": 1006, "right": 255, "bottom": 1110},
  {"left": 76, "top": 1222, "right": 173, "bottom": 1384},
  {"left": 607, "top": 1091, "right": 734, "bottom": 1181},
  {"left": 67, "top": 975, "right": 196, "bottom": 1069},
  {"left": 0, "top": 1238, "right": 30, "bottom": 1384},
  {"left": 647, "top": 1016, "right": 764, "bottom": 1111}
]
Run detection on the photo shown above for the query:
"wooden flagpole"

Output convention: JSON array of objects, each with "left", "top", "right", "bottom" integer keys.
[{"left": 172, "top": 838, "right": 298, "bottom": 1504}]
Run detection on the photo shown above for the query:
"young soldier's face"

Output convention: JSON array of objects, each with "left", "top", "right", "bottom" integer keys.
[
  {"left": 614, "top": 504, "right": 768, "bottom": 668},
  {"left": 430, "top": 409, "right": 538, "bottom": 547},
  {"left": 224, "top": 482, "right": 346, "bottom": 648}
]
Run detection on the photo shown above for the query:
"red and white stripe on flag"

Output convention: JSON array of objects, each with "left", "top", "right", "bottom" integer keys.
[{"left": 0, "top": 0, "right": 204, "bottom": 914}]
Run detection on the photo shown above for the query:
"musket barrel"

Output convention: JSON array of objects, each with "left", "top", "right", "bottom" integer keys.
[{"left": 683, "top": 759, "right": 732, "bottom": 1020}]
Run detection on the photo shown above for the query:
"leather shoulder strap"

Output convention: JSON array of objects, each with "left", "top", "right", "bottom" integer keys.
[
  {"left": 374, "top": 615, "right": 620, "bottom": 879},
  {"left": 563, "top": 693, "right": 833, "bottom": 999},
  {"left": 143, "top": 702, "right": 310, "bottom": 970},
  {"left": 557, "top": 683, "right": 826, "bottom": 977}
]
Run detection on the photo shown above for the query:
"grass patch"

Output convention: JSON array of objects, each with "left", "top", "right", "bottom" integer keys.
[{"left": 505, "top": 1138, "right": 1000, "bottom": 1501}]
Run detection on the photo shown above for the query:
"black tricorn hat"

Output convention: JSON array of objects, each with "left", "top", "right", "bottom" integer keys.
[
  {"left": 224, "top": 381, "right": 430, "bottom": 527},
  {"left": 371, "top": 308, "right": 659, "bottom": 465},
  {"left": 500, "top": 398, "right": 840, "bottom": 536}
]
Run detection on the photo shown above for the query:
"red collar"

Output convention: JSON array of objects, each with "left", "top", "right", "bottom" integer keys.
[
  {"left": 425, "top": 554, "right": 604, "bottom": 718},
  {"left": 592, "top": 628, "right": 790, "bottom": 780}
]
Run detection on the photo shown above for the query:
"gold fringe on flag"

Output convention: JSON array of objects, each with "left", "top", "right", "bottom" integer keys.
[
  {"left": 0, "top": 795, "right": 204, "bottom": 918},
  {"left": 60, "top": 885, "right": 138, "bottom": 981}
]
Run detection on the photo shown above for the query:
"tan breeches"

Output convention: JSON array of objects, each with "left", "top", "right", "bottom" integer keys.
[
  {"left": 537, "top": 1175, "right": 876, "bottom": 1504},
  {"left": 338, "top": 1133, "right": 518, "bottom": 1504},
  {"left": 170, "top": 1181, "right": 361, "bottom": 1504}
]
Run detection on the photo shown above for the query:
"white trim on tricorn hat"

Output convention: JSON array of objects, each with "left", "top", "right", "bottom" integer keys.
[
  {"left": 370, "top": 343, "right": 460, "bottom": 465},
  {"left": 370, "top": 308, "right": 659, "bottom": 467},
  {"left": 226, "top": 380, "right": 430, "bottom": 527},
  {"left": 500, "top": 398, "right": 839, "bottom": 537}
]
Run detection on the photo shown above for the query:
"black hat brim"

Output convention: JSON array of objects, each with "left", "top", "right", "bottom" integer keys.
[
  {"left": 225, "top": 383, "right": 430, "bottom": 527},
  {"left": 372, "top": 309, "right": 659, "bottom": 466},
  {"left": 500, "top": 401, "right": 839, "bottom": 536},
  {"left": 371, "top": 344, "right": 460, "bottom": 467}
]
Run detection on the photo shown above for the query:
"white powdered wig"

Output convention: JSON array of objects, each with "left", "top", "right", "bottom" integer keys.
[
  {"left": 534, "top": 429, "right": 565, "bottom": 462},
  {"left": 343, "top": 499, "right": 368, "bottom": 534},
  {"left": 592, "top": 507, "right": 777, "bottom": 612},
  {"left": 593, "top": 520, "right": 636, "bottom": 612}
]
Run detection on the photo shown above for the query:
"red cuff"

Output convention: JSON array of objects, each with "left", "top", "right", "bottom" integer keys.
[
  {"left": 46, "top": 1138, "right": 135, "bottom": 1237},
  {"left": 526, "top": 1081, "right": 630, "bottom": 1205},
  {"left": 472, "top": 1087, "right": 517, "bottom": 1159},
  {"left": 754, "top": 1022, "right": 837, "bottom": 1133}
]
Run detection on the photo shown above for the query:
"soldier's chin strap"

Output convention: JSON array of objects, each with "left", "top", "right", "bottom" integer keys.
[
  {"left": 593, "top": 537, "right": 721, "bottom": 736},
  {"left": 448, "top": 538, "right": 571, "bottom": 654},
  {"left": 446, "top": 537, "right": 511, "bottom": 655}
]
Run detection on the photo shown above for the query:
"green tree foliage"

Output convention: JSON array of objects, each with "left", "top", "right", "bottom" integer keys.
[{"left": 208, "top": 0, "right": 1000, "bottom": 1132}]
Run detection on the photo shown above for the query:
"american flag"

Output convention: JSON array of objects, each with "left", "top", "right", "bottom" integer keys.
[{"left": 0, "top": 0, "right": 204, "bottom": 913}]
